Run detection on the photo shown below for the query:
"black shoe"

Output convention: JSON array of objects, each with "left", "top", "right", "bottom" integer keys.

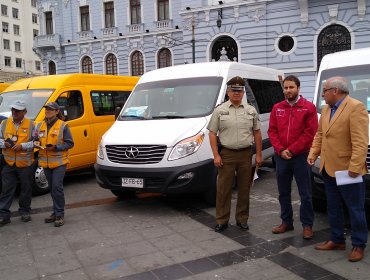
[
  {"left": 236, "top": 222, "right": 249, "bottom": 230},
  {"left": 215, "top": 223, "right": 228, "bottom": 232},
  {"left": 0, "top": 217, "right": 11, "bottom": 226},
  {"left": 21, "top": 214, "right": 31, "bottom": 222}
]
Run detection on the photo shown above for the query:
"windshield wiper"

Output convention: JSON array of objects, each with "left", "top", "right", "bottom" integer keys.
[{"left": 152, "top": 115, "right": 185, "bottom": 119}]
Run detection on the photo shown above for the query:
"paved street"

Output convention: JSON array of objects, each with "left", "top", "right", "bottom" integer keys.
[{"left": 1, "top": 161, "right": 370, "bottom": 280}]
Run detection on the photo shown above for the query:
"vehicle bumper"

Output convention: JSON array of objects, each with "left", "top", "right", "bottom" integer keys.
[{"left": 94, "top": 159, "right": 216, "bottom": 194}]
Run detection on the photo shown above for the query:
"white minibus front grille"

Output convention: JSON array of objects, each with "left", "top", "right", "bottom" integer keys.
[{"left": 106, "top": 145, "right": 167, "bottom": 164}]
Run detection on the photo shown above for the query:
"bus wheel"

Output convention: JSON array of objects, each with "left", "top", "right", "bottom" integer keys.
[{"left": 33, "top": 165, "right": 50, "bottom": 195}]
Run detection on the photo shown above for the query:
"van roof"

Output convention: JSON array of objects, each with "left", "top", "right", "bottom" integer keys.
[
  {"left": 4, "top": 74, "right": 139, "bottom": 92},
  {"left": 320, "top": 47, "right": 370, "bottom": 70},
  {"left": 139, "top": 61, "right": 283, "bottom": 83}
]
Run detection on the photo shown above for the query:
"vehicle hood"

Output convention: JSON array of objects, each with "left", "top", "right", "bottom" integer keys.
[{"left": 102, "top": 118, "right": 208, "bottom": 147}]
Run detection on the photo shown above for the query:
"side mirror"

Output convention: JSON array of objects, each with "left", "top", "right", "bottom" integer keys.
[{"left": 114, "top": 106, "right": 121, "bottom": 120}]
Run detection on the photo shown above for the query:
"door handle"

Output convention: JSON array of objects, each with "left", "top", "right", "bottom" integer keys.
[{"left": 84, "top": 129, "right": 87, "bottom": 137}]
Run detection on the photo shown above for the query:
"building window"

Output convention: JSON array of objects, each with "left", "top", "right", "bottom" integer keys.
[
  {"left": 45, "top": 12, "right": 53, "bottom": 34},
  {"left": 16, "top": 58, "right": 22, "bottom": 68},
  {"left": 48, "top": 61, "right": 56, "bottom": 75},
  {"left": 105, "top": 53, "right": 117, "bottom": 75},
  {"left": 158, "top": 0, "right": 169, "bottom": 21},
  {"left": 12, "top": 8, "right": 18, "bottom": 19},
  {"left": 13, "top": 24, "right": 20, "bottom": 35},
  {"left": 158, "top": 48, "right": 171, "bottom": 68},
  {"left": 81, "top": 56, "right": 93, "bottom": 73},
  {"left": 104, "top": 2, "right": 115, "bottom": 28},
  {"left": 130, "top": 0, "right": 141, "bottom": 24},
  {"left": 317, "top": 24, "right": 351, "bottom": 71},
  {"left": 4, "top": 57, "right": 11, "bottom": 67},
  {"left": 131, "top": 51, "right": 144, "bottom": 76},
  {"left": 33, "top": 29, "right": 39, "bottom": 37},
  {"left": 15, "top": 41, "right": 21, "bottom": 52},
  {"left": 278, "top": 36, "right": 294, "bottom": 53},
  {"left": 35, "top": 61, "right": 41, "bottom": 71},
  {"left": 3, "top": 39, "right": 10, "bottom": 50},
  {"left": 80, "top": 6, "right": 90, "bottom": 31},
  {"left": 32, "top": 13, "right": 38, "bottom": 24},
  {"left": 31, "top": 0, "right": 37, "bottom": 8},
  {"left": 1, "top": 5, "right": 7, "bottom": 16},
  {"left": 2, "top": 22, "right": 9, "bottom": 33}
]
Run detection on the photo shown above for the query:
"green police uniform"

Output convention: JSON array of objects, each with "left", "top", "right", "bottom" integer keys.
[{"left": 207, "top": 100, "right": 260, "bottom": 225}]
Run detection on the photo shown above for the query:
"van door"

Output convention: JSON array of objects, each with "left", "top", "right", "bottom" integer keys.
[{"left": 54, "top": 87, "right": 95, "bottom": 170}]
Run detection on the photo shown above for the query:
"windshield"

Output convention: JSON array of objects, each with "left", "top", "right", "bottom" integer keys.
[
  {"left": 316, "top": 64, "right": 370, "bottom": 113},
  {"left": 0, "top": 89, "right": 54, "bottom": 120},
  {"left": 118, "top": 77, "right": 222, "bottom": 120}
]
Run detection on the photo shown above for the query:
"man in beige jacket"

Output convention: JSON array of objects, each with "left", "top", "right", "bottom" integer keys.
[{"left": 307, "top": 76, "right": 368, "bottom": 262}]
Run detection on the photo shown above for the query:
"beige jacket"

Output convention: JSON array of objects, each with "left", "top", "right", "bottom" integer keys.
[{"left": 308, "top": 96, "right": 368, "bottom": 177}]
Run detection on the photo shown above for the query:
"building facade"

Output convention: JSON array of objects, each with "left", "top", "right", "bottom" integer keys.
[
  {"left": 0, "top": 0, "right": 43, "bottom": 82},
  {"left": 34, "top": 0, "right": 370, "bottom": 100}
]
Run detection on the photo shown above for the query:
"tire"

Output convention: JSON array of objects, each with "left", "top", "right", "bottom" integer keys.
[
  {"left": 32, "top": 163, "right": 50, "bottom": 196},
  {"left": 111, "top": 189, "right": 136, "bottom": 199}
]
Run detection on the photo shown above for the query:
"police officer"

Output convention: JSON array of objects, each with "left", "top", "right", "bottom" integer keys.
[
  {"left": 35, "top": 102, "right": 74, "bottom": 227},
  {"left": 208, "top": 76, "right": 262, "bottom": 232},
  {"left": 0, "top": 100, "right": 35, "bottom": 226}
]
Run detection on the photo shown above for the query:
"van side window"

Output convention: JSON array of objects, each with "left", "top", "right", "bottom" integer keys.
[
  {"left": 246, "top": 79, "right": 284, "bottom": 114},
  {"left": 91, "top": 91, "right": 130, "bottom": 116},
  {"left": 56, "top": 91, "right": 84, "bottom": 121}
]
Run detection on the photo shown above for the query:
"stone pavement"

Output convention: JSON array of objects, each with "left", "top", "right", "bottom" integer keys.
[{"left": 1, "top": 164, "right": 370, "bottom": 280}]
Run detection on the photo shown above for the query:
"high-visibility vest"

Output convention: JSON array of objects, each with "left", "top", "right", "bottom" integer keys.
[
  {"left": 36, "top": 119, "right": 69, "bottom": 169},
  {"left": 1, "top": 118, "right": 34, "bottom": 167}
]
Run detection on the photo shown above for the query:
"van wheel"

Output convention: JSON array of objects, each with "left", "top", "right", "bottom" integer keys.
[
  {"left": 111, "top": 189, "right": 136, "bottom": 199},
  {"left": 33, "top": 165, "right": 50, "bottom": 195},
  {"left": 204, "top": 170, "right": 217, "bottom": 206}
]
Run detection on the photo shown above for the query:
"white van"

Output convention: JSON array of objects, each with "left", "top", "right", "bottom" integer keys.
[
  {"left": 95, "top": 62, "right": 284, "bottom": 205},
  {"left": 311, "top": 47, "right": 370, "bottom": 210}
]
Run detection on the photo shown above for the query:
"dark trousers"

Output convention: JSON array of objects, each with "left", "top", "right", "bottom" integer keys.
[
  {"left": 322, "top": 169, "right": 368, "bottom": 248},
  {"left": 274, "top": 153, "right": 314, "bottom": 228},
  {"left": 216, "top": 148, "right": 252, "bottom": 225},
  {"left": 0, "top": 164, "right": 33, "bottom": 218},
  {"left": 44, "top": 165, "right": 66, "bottom": 217}
]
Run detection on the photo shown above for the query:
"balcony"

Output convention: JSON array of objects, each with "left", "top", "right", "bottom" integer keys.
[
  {"left": 128, "top": 23, "right": 144, "bottom": 33},
  {"left": 102, "top": 27, "right": 118, "bottom": 37},
  {"left": 33, "top": 34, "right": 61, "bottom": 50},
  {"left": 155, "top": 19, "right": 173, "bottom": 30},
  {"left": 78, "top": 30, "right": 93, "bottom": 40}
]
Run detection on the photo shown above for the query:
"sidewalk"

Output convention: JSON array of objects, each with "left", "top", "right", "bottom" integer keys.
[{"left": 1, "top": 167, "right": 369, "bottom": 280}]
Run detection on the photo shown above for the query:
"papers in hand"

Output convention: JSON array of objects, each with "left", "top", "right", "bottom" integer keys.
[{"left": 334, "top": 170, "right": 363, "bottom": 186}]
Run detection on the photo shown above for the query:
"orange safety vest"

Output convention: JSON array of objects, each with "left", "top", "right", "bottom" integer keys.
[
  {"left": 36, "top": 119, "right": 69, "bottom": 169},
  {"left": 1, "top": 118, "right": 34, "bottom": 167}
]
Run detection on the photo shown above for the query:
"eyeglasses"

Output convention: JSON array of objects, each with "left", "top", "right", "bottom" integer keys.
[{"left": 322, "top": 87, "right": 335, "bottom": 94}]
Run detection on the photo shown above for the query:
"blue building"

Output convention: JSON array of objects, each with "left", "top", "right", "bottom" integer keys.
[{"left": 34, "top": 0, "right": 370, "bottom": 100}]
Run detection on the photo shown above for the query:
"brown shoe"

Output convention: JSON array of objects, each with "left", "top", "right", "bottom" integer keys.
[
  {"left": 54, "top": 216, "right": 64, "bottom": 227},
  {"left": 315, "top": 240, "right": 346, "bottom": 250},
  {"left": 44, "top": 214, "right": 56, "bottom": 223},
  {"left": 348, "top": 247, "right": 365, "bottom": 262},
  {"left": 303, "top": 227, "right": 314, "bottom": 240},
  {"left": 272, "top": 224, "right": 294, "bottom": 234}
]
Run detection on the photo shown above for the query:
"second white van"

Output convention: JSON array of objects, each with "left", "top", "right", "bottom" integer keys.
[
  {"left": 311, "top": 47, "right": 370, "bottom": 210},
  {"left": 95, "top": 62, "right": 285, "bottom": 205}
]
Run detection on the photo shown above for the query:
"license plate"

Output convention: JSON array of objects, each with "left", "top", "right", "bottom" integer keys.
[{"left": 121, "top": 177, "right": 144, "bottom": 188}]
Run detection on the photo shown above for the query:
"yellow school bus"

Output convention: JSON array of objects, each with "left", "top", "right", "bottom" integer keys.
[
  {"left": 0, "top": 74, "right": 139, "bottom": 194},
  {"left": 0, "top": 83, "right": 11, "bottom": 93}
]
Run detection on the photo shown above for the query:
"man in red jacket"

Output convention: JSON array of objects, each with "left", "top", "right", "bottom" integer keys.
[{"left": 268, "top": 75, "right": 318, "bottom": 239}]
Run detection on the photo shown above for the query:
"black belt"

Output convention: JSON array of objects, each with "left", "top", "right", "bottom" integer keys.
[{"left": 222, "top": 146, "right": 251, "bottom": 152}]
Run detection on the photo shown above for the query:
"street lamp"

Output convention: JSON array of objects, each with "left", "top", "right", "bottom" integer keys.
[{"left": 186, "top": 7, "right": 195, "bottom": 63}]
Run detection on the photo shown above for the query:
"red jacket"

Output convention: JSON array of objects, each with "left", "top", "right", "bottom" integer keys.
[{"left": 268, "top": 96, "right": 318, "bottom": 156}]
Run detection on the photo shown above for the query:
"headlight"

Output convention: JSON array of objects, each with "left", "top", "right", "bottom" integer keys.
[
  {"left": 168, "top": 132, "right": 204, "bottom": 161},
  {"left": 97, "top": 142, "right": 104, "bottom": 160}
]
